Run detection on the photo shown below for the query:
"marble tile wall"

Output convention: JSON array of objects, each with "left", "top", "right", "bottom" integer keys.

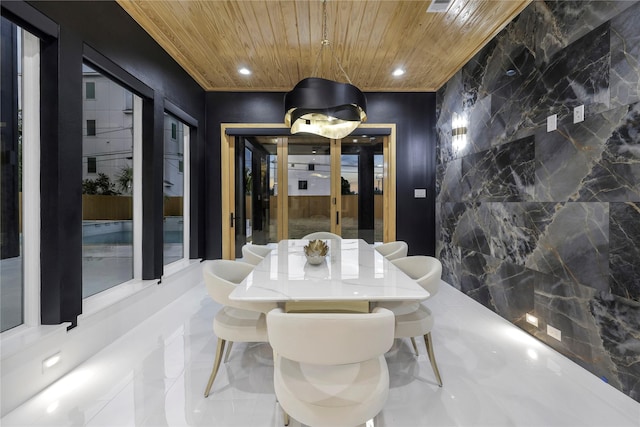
[{"left": 436, "top": 0, "right": 640, "bottom": 402}]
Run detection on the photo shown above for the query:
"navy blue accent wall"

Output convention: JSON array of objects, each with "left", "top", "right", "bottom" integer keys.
[{"left": 205, "top": 92, "right": 436, "bottom": 258}]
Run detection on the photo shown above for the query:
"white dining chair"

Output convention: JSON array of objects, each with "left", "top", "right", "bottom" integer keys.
[
  {"left": 267, "top": 307, "right": 395, "bottom": 427},
  {"left": 241, "top": 243, "right": 273, "bottom": 265},
  {"left": 202, "top": 260, "right": 278, "bottom": 397},
  {"left": 374, "top": 241, "right": 408, "bottom": 260},
  {"left": 380, "top": 255, "right": 443, "bottom": 386},
  {"left": 302, "top": 231, "right": 342, "bottom": 240}
]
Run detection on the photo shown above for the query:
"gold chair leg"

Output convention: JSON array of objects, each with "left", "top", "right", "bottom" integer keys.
[
  {"left": 204, "top": 338, "right": 226, "bottom": 397},
  {"left": 224, "top": 341, "right": 234, "bottom": 363},
  {"left": 283, "top": 411, "right": 289, "bottom": 426},
  {"left": 424, "top": 332, "right": 443, "bottom": 387},
  {"left": 410, "top": 337, "right": 419, "bottom": 356}
]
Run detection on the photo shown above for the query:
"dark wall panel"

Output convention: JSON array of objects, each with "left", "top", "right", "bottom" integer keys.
[
  {"left": 40, "top": 25, "right": 84, "bottom": 326},
  {"left": 205, "top": 92, "right": 437, "bottom": 258},
  {"left": 367, "top": 93, "right": 437, "bottom": 255}
]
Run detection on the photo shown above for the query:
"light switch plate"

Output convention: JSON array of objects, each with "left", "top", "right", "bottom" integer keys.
[
  {"left": 414, "top": 189, "right": 426, "bottom": 198},
  {"left": 574, "top": 105, "right": 584, "bottom": 123},
  {"left": 547, "top": 114, "right": 557, "bottom": 132}
]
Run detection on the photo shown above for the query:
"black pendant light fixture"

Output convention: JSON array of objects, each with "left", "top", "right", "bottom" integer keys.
[{"left": 284, "top": 0, "right": 366, "bottom": 139}]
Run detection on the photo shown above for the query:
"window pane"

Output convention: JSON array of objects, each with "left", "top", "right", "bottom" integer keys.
[
  {"left": 1, "top": 19, "right": 23, "bottom": 332},
  {"left": 85, "top": 81, "right": 95, "bottom": 99},
  {"left": 87, "top": 157, "right": 97, "bottom": 173},
  {"left": 163, "top": 114, "right": 185, "bottom": 265},
  {"left": 82, "top": 64, "right": 134, "bottom": 297},
  {"left": 86, "top": 119, "right": 96, "bottom": 136}
]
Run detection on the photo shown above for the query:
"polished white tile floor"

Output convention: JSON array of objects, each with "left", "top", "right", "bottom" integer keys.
[{"left": 3, "top": 277, "right": 639, "bottom": 426}]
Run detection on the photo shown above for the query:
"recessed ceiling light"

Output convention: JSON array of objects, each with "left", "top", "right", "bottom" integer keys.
[
  {"left": 392, "top": 68, "right": 405, "bottom": 77},
  {"left": 238, "top": 67, "right": 251, "bottom": 75}
]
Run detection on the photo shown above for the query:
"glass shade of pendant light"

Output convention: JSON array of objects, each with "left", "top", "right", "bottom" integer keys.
[{"left": 284, "top": 0, "right": 367, "bottom": 139}]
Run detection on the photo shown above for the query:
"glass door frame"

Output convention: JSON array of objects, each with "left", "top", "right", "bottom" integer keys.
[{"left": 221, "top": 124, "right": 396, "bottom": 260}]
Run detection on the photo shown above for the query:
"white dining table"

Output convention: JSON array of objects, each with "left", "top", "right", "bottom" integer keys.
[{"left": 229, "top": 239, "right": 429, "bottom": 312}]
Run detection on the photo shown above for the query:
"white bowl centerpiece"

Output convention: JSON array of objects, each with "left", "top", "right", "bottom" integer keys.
[{"left": 303, "top": 239, "right": 329, "bottom": 265}]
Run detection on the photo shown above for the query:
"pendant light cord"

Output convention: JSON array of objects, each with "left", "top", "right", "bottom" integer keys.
[{"left": 311, "top": 0, "right": 353, "bottom": 84}]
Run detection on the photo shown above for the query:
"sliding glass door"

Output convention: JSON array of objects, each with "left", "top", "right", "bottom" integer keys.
[
  {"left": 222, "top": 126, "right": 395, "bottom": 259},
  {"left": 287, "top": 136, "right": 332, "bottom": 239}
]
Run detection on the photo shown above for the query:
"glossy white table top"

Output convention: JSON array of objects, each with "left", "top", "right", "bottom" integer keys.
[{"left": 229, "top": 239, "right": 429, "bottom": 302}]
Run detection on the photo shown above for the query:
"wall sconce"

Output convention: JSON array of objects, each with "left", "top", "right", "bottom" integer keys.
[{"left": 452, "top": 112, "right": 468, "bottom": 152}]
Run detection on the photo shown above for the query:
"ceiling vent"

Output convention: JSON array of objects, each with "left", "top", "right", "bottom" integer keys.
[{"left": 426, "top": 0, "right": 453, "bottom": 13}]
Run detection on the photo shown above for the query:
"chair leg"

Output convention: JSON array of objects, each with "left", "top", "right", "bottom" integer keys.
[
  {"left": 410, "top": 337, "right": 419, "bottom": 356},
  {"left": 224, "top": 341, "right": 234, "bottom": 363},
  {"left": 283, "top": 411, "right": 290, "bottom": 426},
  {"left": 424, "top": 332, "right": 443, "bottom": 387},
  {"left": 204, "top": 338, "right": 226, "bottom": 397}
]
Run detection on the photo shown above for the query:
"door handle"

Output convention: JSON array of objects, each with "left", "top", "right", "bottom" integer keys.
[
  {"left": 230, "top": 212, "right": 235, "bottom": 228},
  {"left": 336, "top": 211, "right": 339, "bottom": 225}
]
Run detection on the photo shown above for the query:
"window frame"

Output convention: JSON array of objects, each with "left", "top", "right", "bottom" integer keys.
[
  {"left": 162, "top": 100, "right": 197, "bottom": 274},
  {"left": 162, "top": 113, "right": 190, "bottom": 269},
  {"left": 87, "top": 156, "right": 97, "bottom": 173},
  {"left": 21, "top": 28, "right": 41, "bottom": 328},
  {"left": 86, "top": 119, "right": 96, "bottom": 136},
  {"left": 81, "top": 59, "right": 145, "bottom": 298}
]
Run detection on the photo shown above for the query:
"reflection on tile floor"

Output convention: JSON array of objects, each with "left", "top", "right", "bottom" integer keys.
[{"left": 2, "top": 279, "right": 639, "bottom": 426}]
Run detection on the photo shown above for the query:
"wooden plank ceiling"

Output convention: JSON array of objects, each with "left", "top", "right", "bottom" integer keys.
[{"left": 116, "top": 0, "right": 531, "bottom": 92}]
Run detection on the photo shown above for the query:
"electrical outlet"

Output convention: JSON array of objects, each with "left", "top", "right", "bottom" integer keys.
[
  {"left": 547, "top": 114, "right": 557, "bottom": 132},
  {"left": 573, "top": 105, "right": 584, "bottom": 123},
  {"left": 547, "top": 324, "right": 562, "bottom": 341}
]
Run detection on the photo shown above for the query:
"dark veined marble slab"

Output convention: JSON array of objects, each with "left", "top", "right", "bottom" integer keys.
[
  {"left": 528, "top": 1, "right": 638, "bottom": 63},
  {"left": 437, "top": 157, "right": 461, "bottom": 203},
  {"left": 458, "top": 249, "right": 535, "bottom": 323},
  {"left": 436, "top": 2, "right": 622, "bottom": 163},
  {"left": 532, "top": 273, "right": 622, "bottom": 389},
  {"left": 576, "top": 102, "right": 640, "bottom": 202},
  {"left": 530, "top": 21, "right": 611, "bottom": 124},
  {"left": 438, "top": 136, "right": 535, "bottom": 203},
  {"left": 590, "top": 292, "right": 640, "bottom": 401},
  {"left": 435, "top": 0, "right": 640, "bottom": 405},
  {"left": 609, "top": 202, "right": 640, "bottom": 300},
  {"left": 525, "top": 202, "right": 609, "bottom": 292},
  {"left": 438, "top": 241, "right": 461, "bottom": 289},
  {"left": 455, "top": 246, "right": 638, "bottom": 400},
  {"left": 460, "top": 136, "right": 535, "bottom": 202},
  {"left": 535, "top": 104, "right": 630, "bottom": 202},
  {"left": 610, "top": 1, "right": 640, "bottom": 107},
  {"left": 451, "top": 202, "right": 556, "bottom": 265}
]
